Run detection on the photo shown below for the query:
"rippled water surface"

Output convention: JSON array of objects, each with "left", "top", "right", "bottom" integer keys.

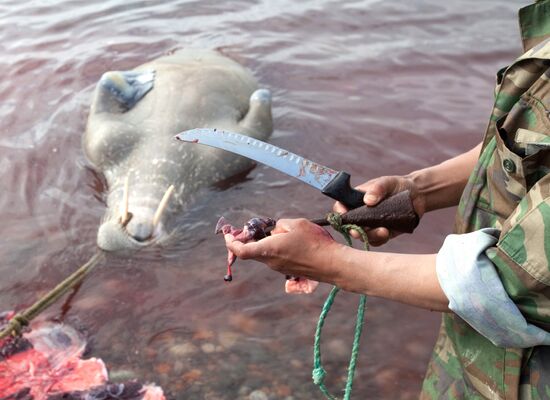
[{"left": 0, "top": 1, "right": 526, "bottom": 398}]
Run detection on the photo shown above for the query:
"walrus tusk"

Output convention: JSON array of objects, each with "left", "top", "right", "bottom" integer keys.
[
  {"left": 119, "top": 175, "right": 130, "bottom": 226},
  {"left": 152, "top": 185, "right": 175, "bottom": 229}
]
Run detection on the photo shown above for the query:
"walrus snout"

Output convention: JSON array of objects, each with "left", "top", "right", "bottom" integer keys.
[
  {"left": 96, "top": 207, "right": 166, "bottom": 252},
  {"left": 97, "top": 219, "right": 150, "bottom": 252},
  {"left": 126, "top": 221, "right": 153, "bottom": 242},
  {"left": 97, "top": 184, "right": 175, "bottom": 252},
  {"left": 124, "top": 210, "right": 156, "bottom": 242}
]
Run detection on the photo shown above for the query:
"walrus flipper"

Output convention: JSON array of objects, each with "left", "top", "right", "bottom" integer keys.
[
  {"left": 96, "top": 70, "right": 155, "bottom": 113},
  {"left": 238, "top": 88, "right": 272, "bottom": 140}
]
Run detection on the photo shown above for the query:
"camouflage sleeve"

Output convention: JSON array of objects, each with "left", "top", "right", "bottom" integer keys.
[{"left": 436, "top": 228, "right": 550, "bottom": 348}]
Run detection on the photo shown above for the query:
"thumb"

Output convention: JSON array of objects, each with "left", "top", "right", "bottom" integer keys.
[
  {"left": 224, "top": 234, "right": 264, "bottom": 259},
  {"left": 361, "top": 177, "right": 394, "bottom": 206}
]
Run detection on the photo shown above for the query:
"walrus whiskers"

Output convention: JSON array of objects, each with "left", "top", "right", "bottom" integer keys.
[
  {"left": 119, "top": 175, "right": 131, "bottom": 227},
  {"left": 152, "top": 185, "right": 175, "bottom": 230}
]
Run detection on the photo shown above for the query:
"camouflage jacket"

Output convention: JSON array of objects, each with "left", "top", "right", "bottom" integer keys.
[{"left": 420, "top": 1, "right": 550, "bottom": 399}]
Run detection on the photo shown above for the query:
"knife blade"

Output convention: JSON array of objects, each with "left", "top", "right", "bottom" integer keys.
[
  {"left": 175, "top": 128, "right": 365, "bottom": 209},
  {"left": 175, "top": 128, "right": 419, "bottom": 233}
]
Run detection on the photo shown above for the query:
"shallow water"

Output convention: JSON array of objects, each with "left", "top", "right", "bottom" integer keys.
[{"left": 0, "top": 1, "right": 526, "bottom": 398}]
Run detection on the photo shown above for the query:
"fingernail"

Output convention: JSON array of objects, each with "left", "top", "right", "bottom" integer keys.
[{"left": 365, "top": 194, "right": 378, "bottom": 204}]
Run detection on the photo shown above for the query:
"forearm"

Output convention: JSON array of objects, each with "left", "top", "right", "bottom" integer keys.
[
  {"left": 331, "top": 245, "right": 450, "bottom": 312},
  {"left": 406, "top": 142, "right": 482, "bottom": 212}
]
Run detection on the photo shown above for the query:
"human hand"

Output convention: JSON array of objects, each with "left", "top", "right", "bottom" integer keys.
[
  {"left": 224, "top": 218, "right": 345, "bottom": 285},
  {"left": 333, "top": 175, "right": 426, "bottom": 246}
]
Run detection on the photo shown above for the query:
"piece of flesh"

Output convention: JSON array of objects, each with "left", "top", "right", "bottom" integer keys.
[
  {"left": 285, "top": 277, "right": 320, "bottom": 294},
  {"left": 0, "top": 315, "right": 165, "bottom": 400}
]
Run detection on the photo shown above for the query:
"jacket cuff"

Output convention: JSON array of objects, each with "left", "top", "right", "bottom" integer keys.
[{"left": 436, "top": 228, "right": 550, "bottom": 348}]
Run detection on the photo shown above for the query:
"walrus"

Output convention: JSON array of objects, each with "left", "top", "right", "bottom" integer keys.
[{"left": 83, "top": 50, "right": 273, "bottom": 252}]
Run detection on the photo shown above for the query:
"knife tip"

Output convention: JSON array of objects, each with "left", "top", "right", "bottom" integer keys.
[
  {"left": 174, "top": 135, "right": 199, "bottom": 144},
  {"left": 174, "top": 129, "right": 196, "bottom": 142}
]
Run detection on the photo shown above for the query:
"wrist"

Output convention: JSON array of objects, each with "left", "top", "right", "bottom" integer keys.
[
  {"left": 317, "top": 241, "right": 352, "bottom": 286},
  {"left": 331, "top": 245, "right": 376, "bottom": 293},
  {"left": 405, "top": 164, "right": 463, "bottom": 212},
  {"left": 403, "top": 169, "right": 430, "bottom": 213},
  {"left": 404, "top": 144, "right": 481, "bottom": 212}
]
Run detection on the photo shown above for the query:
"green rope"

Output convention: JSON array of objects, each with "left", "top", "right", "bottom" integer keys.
[
  {"left": 0, "top": 251, "right": 104, "bottom": 340},
  {"left": 312, "top": 212, "right": 370, "bottom": 400}
]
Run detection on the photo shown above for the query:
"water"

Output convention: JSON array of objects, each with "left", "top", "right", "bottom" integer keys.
[{"left": 0, "top": 0, "right": 526, "bottom": 398}]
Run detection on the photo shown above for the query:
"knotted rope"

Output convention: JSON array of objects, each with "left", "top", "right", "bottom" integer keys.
[
  {"left": 0, "top": 251, "right": 104, "bottom": 340},
  {"left": 312, "top": 212, "right": 369, "bottom": 400}
]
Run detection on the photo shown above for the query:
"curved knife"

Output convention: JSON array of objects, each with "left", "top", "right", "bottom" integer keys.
[{"left": 175, "top": 128, "right": 419, "bottom": 233}]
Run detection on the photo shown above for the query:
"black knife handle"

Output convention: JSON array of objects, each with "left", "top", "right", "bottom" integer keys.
[
  {"left": 317, "top": 179, "right": 420, "bottom": 233},
  {"left": 321, "top": 171, "right": 365, "bottom": 209}
]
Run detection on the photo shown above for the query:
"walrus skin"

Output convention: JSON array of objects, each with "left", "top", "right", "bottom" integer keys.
[{"left": 83, "top": 50, "right": 273, "bottom": 252}]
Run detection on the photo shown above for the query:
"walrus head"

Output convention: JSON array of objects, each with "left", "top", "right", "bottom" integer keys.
[
  {"left": 85, "top": 50, "right": 273, "bottom": 254},
  {"left": 85, "top": 68, "right": 185, "bottom": 253},
  {"left": 86, "top": 69, "right": 177, "bottom": 252}
]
